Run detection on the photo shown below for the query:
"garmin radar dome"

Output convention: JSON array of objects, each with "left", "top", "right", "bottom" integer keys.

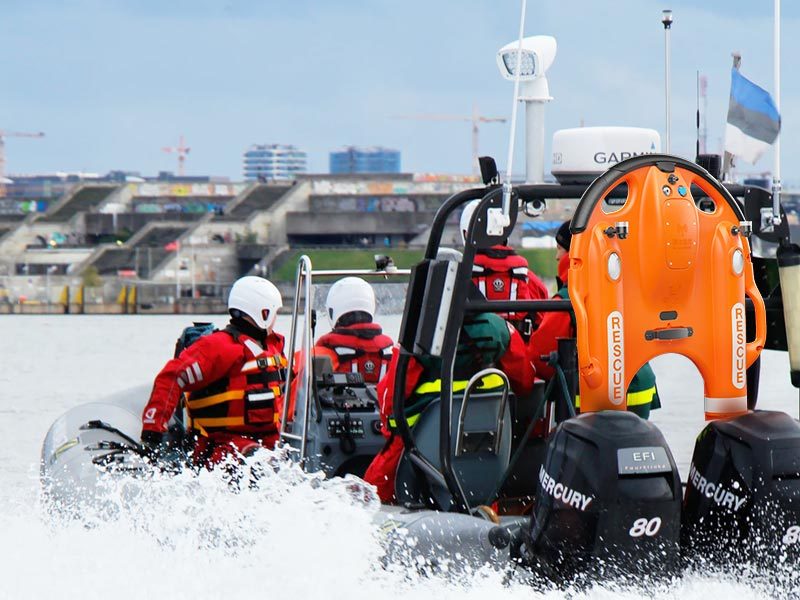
[{"left": 551, "top": 127, "right": 661, "bottom": 184}]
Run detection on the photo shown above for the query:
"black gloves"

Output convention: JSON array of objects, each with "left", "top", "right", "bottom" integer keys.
[
  {"left": 140, "top": 430, "right": 168, "bottom": 452},
  {"left": 140, "top": 430, "right": 185, "bottom": 472}
]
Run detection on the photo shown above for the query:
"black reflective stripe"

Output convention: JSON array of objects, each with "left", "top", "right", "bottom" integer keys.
[
  {"left": 330, "top": 326, "right": 384, "bottom": 341},
  {"left": 188, "top": 377, "right": 229, "bottom": 401},
  {"left": 188, "top": 399, "right": 232, "bottom": 420},
  {"left": 479, "top": 247, "right": 514, "bottom": 259},
  {"left": 474, "top": 269, "right": 527, "bottom": 281},
  {"left": 245, "top": 370, "right": 285, "bottom": 386}
]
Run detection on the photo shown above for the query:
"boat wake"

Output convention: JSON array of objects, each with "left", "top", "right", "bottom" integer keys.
[{"left": 22, "top": 449, "right": 797, "bottom": 600}]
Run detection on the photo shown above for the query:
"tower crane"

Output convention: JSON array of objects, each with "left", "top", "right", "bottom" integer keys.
[
  {"left": 162, "top": 135, "right": 191, "bottom": 177},
  {"left": 394, "top": 104, "right": 506, "bottom": 175},
  {"left": 0, "top": 130, "right": 45, "bottom": 196}
]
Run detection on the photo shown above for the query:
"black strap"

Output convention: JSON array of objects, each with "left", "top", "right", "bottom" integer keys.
[
  {"left": 330, "top": 325, "right": 383, "bottom": 340},
  {"left": 479, "top": 247, "right": 515, "bottom": 259}
]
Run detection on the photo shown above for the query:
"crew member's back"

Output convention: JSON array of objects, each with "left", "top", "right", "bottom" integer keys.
[
  {"left": 140, "top": 276, "right": 288, "bottom": 466},
  {"left": 314, "top": 277, "right": 394, "bottom": 384},
  {"left": 364, "top": 311, "right": 534, "bottom": 503},
  {"left": 461, "top": 200, "right": 549, "bottom": 339}
]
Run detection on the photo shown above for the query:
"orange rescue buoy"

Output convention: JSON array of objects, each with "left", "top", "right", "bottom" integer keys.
[{"left": 568, "top": 155, "right": 766, "bottom": 420}]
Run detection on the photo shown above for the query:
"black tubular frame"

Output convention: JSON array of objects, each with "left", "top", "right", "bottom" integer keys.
[
  {"left": 570, "top": 154, "right": 746, "bottom": 233},
  {"left": 392, "top": 158, "right": 774, "bottom": 514}
]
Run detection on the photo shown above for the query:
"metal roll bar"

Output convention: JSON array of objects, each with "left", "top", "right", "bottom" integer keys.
[{"left": 390, "top": 173, "right": 772, "bottom": 513}]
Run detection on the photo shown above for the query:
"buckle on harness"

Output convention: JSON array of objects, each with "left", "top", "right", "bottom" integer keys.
[{"left": 521, "top": 317, "right": 533, "bottom": 338}]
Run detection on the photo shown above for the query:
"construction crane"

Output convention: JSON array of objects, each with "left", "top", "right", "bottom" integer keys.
[
  {"left": 0, "top": 130, "right": 45, "bottom": 197},
  {"left": 162, "top": 135, "right": 191, "bottom": 177},
  {"left": 394, "top": 104, "right": 507, "bottom": 175}
]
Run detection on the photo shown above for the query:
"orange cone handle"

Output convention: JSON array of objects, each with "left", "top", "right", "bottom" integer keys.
[{"left": 569, "top": 155, "right": 766, "bottom": 420}]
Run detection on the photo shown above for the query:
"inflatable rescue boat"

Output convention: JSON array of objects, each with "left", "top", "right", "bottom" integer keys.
[{"left": 41, "top": 154, "right": 800, "bottom": 582}]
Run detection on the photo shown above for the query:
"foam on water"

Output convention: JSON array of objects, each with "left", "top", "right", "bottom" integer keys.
[
  {"left": 2, "top": 315, "right": 799, "bottom": 598},
  {"left": 23, "top": 450, "right": 786, "bottom": 600}
]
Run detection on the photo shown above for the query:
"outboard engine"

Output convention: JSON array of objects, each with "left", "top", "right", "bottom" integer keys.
[
  {"left": 682, "top": 410, "right": 800, "bottom": 564},
  {"left": 41, "top": 401, "right": 148, "bottom": 515},
  {"left": 523, "top": 411, "right": 682, "bottom": 581}
]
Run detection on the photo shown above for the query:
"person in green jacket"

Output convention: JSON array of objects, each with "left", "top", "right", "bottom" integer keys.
[{"left": 530, "top": 220, "right": 660, "bottom": 419}]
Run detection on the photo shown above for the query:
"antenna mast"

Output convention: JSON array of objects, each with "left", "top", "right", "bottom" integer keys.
[{"left": 699, "top": 74, "right": 708, "bottom": 154}]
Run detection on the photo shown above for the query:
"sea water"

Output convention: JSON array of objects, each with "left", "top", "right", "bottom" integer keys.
[{"left": 1, "top": 314, "right": 797, "bottom": 599}]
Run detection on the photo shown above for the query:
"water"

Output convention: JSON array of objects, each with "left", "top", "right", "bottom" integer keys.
[{"left": 1, "top": 314, "right": 798, "bottom": 598}]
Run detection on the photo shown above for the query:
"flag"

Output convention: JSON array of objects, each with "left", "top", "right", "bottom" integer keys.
[
  {"left": 724, "top": 67, "right": 781, "bottom": 164},
  {"left": 164, "top": 240, "right": 180, "bottom": 252}
]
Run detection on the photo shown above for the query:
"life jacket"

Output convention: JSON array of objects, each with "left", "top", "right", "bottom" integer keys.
[
  {"left": 315, "top": 322, "right": 393, "bottom": 383},
  {"left": 472, "top": 246, "right": 532, "bottom": 323},
  {"left": 388, "top": 372, "right": 507, "bottom": 430},
  {"left": 185, "top": 326, "right": 287, "bottom": 437}
]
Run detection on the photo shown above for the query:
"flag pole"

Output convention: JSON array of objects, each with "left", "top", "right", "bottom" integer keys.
[
  {"left": 722, "top": 53, "right": 741, "bottom": 182},
  {"left": 175, "top": 242, "right": 181, "bottom": 307},
  {"left": 772, "top": 0, "right": 782, "bottom": 226},
  {"left": 696, "top": 71, "right": 700, "bottom": 160},
  {"left": 662, "top": 10, "right": 673, "bottom": 154}
]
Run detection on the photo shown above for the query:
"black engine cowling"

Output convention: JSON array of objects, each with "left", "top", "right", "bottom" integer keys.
[
  {"left": 682, "top": 410, "right": 800, "bottom": 564},
  {"left": 523, "top": 411, "right": 682, "bottom": 581}
]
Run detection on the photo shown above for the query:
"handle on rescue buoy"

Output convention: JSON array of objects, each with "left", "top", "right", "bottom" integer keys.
[
  {"left": 744, "top": 258, "right": 767, "bottom": 369},
  {"left": 568, "top": 256, "right": 602, "bottom": 391}
]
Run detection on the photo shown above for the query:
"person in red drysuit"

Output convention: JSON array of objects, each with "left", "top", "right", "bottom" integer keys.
[
  {"left": 140, "top": 276, "right": 287, "bottom": 466},
  {"left": 528, "top": 220, "right": 660, "bottom": 418},
  {"left": 363, "top": 311, "right": 534, "bottom": 503},
  {"left": 460, "top": 200, "right": 550, "bottom": 338},
  {"left": 314, "top": 277, "right": 393, "bottom": 384}
]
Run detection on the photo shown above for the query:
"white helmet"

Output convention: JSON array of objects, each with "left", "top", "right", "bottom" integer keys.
[
  {"left": 228, "top": 276, "right": 282, "bottom": 331},
  {"left": 326, "top": 277, "right": 376, "bottom": 327},
  {"left": 460, "top": 200, "right": 480, "bottom": 244}
]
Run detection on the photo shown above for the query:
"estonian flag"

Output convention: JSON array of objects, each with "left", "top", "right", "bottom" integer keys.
[{"left": 724, "top": 68, "right": 781, "bottom": 164}]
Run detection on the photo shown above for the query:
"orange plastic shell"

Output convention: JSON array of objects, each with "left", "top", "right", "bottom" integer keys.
[{"left": 569, "top": 162, "right": 766, "bottom": 420}]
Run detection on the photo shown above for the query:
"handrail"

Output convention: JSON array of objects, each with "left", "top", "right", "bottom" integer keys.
[
  {"left": 306, "top": 268, "right": 411, "bottom": 278},
  {"left": 454, "top": 367, "right": 510, "bottom": 457},
  {"left": 280, "top": 255, "right": 313, "bottom": 461}
]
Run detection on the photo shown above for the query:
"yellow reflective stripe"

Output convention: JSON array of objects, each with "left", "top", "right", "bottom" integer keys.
[
  {"left": 413, "top": 373, "right": 506, "bottom": 396},
  {"left": 187, "top": 416, "right": 208, "bottom": 437},
  {"left": 388, "top": 413, "right": 420, "bottom": 429},
  {"left": 243, "top": 355, "right": 287, "bottom": 372},
  {"left": 574, "top": 386, "right": 656, "bottom": 408},
  {"left": 191, "top": 416, "right": 245, "bottom": 428},
  {"left": 390, "top": 373, "right": 506, "bottom": 430},
  {"left": 626, "top": 386, "right": 657, "bottom": 406},
  {"left": 187, "top": 390, "right": 245, "bottom": 410},
  {"left": 191, "top": 412, "right": 280, "bottom": 432}
]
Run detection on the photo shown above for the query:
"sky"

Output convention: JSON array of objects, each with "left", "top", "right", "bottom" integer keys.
[{"left": 1, "top": 0, "right": 798, "bottom": 181}]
